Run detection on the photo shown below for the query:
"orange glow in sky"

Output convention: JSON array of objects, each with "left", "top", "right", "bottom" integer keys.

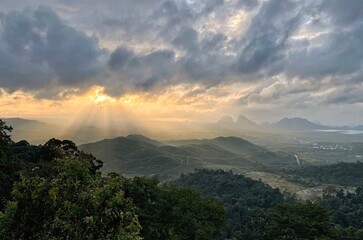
[{"left": 0, "top": 84, "right": 248, "bottom": 125}]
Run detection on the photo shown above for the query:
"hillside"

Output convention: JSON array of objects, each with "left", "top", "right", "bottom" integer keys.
[
  {"left": 79, "top": 135, "right": 299, "bottom": 176},
  {"left": 1, "top": 118, "right": 120, "bottom": 144},
  {"left": 286, "top": 161, "right": 363, "bottom": 187},
  {"left": 174, "top": 169, "right": 284, "bottom": 238},
  {"left": 167, "top": 136, "right": 297, "bottom": 168},
  {"left": 275, "top": 117, "right": 329, "bottom": 131},
  {"left": 2, "top": 119, "right": 363, "bottom": 239}
]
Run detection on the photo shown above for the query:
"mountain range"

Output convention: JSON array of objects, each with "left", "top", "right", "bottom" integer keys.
[
  {"left": 79, "top": 134, "right": 298, "bottom": 177},
  {"left": 2, "top": 116, "right": 363, "bottom": 147},
  {"left": 217, "top": 115, "right": 363, "bottom": 132},
  {"left": 2, "top": 118, "right": 120, "bottom": 144},
  {"left": 217, "top": 115, "right": 258, "bottom": 130}
]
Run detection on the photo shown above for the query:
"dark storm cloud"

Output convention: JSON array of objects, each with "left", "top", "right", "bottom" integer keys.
[
  {"left": 235, "top": 0, "right": 301, "bottom": 75},
  {"left": 108, "top": 47, "right": 133, "bottom": 71},
  {"left": 286, "top": 26, "right": 363, "bottom": 78},
  {"left": 0, "top": 0, "right": 362, "bottom": 106},
  {"left": 322, "top": 84, "right": 363, "bottom": 105},
  {"left": 172, "top": 27, "right": 199, "bottom": 52},
  {"left": 237, "top": 0, "right": 259, "bottom": 10},
  {"left": 0, "top": 7, "right": 105, "bottom": 96},
  {"left": 106, "top": 47, "right": 177, "bottom": 95},
  {"left": 318, "top": 0, "right": 363, "bottom": 26},
  {"left": 285, "top": 1, "right": 363, "bottom": 79}
]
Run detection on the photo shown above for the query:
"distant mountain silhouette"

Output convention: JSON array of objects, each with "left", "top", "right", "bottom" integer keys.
[
  {"left": 217, "top": 116, "right": 234, "bottom": 127},
  {"left": 236, "top": 115, "right": 258, "bottom": 128},
  {"left": 1, "top": 118, "right": 117, "bottom": 144},
  {"left": 216, "top": 115, "right": 258, "bottom": 130},
  {"left": 274, "top": 117, "right": 329, "bottom": 131},
  {"left": 3, "top": 118, "right": 47, "bottom": 129}
]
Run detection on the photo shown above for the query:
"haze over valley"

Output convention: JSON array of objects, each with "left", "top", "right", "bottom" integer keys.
[{"left": 1, "top": 0, "right": 363, "bottom": 239}]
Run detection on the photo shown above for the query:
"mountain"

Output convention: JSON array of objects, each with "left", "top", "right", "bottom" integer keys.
[
  {"left": 167, "top": 136, "right": 264, "bottom": 156},
  {"left": 216, "top": 114, "right": 258, "bottom": 130},
  {"left": 209, "top": 136, "right": 262, "bottom": 155},
  {"left": 2, "top": 118, "right": 60, "bottom": 144},
  {"left": 79, "top": 135, "right": 299, "bottom": 177},
  {"left": 126, "top": 134, "right": 163, "bottom": 146},
  {"left": 168, "top": 136, "right": 297, "bottom": 168},
  {"left": 1, "top": 118, "right": 120, "bottom": 144},
  {"left": 217, "top": 116, "right": 234, "bottom": 127},
  {"left": 274, "top": 117, "right": 329, "bottom": 131},
  {"left": 3, "top": 118, "right": 49, "bottom": 130},
  {"left": 79, "top": 136, "right": 181, "bottom": 175},
  {"left": 79, "top": 136, "right": 249, "bottom": 176},
  {"left": 235, "top": 115, "right": 258, "bottom": 128}
]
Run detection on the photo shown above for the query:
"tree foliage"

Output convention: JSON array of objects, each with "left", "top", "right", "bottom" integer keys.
[
  {"left": 174, "top": 169, "right": 284, "bottom": 238},
  {"left": 0, "top": 158, "right": 141, "bottom": 240},
  {"left": 0, "top": 119, "right": 13, "bottom": 150},
  {"left": 265, "top": 202, "right": 332, "bottom": 240},
  {"left": 2, "top": 118, "right": 363, "bottom": 239},
  {"left": 287, "top": 161, "right": 363, "bottom": 187},
  {"left": 322, "top": 187, "right": 363, "bottom": 229},
  {"left": 123, "top": 176, "right": 227, "bottom": 240},
  {"left": 0, "top": 119, "right": 227, "bottom": 239}
]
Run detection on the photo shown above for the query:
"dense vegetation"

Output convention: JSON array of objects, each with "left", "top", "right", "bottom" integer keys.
[
  {"left": 79, "top": 135, "right": 298, "bottom": 177},
  {"left": 2, "top": 118, "right": 363, "bottom": 239},
  {"left": 322, "top": 187, "right": 363, "bottom": 229},
  {"left": 232, "top": 202, "right": 363, "bottom": 240},
  {"left": 123, "top": 177, "right": 226, "bottom": 239},
  {"left": 174, "top": 169, "right": 285, "bottom": 238},
  {"left": 175, "top": 169, "right": 363, "bottom": 239},
  {"left": 286, "top": 161, "right": 363, "bottom": 187},
  {"left": 0, "top": 120, "right": 226, "bottom": 239}
]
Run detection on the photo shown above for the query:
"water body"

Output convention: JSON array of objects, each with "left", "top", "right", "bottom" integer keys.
[{"left": 314, "top": 130, "right": 363, "bottom": 135}]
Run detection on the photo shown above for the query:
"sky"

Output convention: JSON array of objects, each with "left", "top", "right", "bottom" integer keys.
[{"left": 0, "top": 0, "right": 363, "bottom": 126}]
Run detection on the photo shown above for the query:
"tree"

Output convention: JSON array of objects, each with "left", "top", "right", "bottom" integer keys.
[
  {"left": 174, "top": 169, "right": 284, "bottom": 238},
  {"left": 41, "top": 138, "right": 103, "bottom": 174},
  {"left": 0, "top": 158, "right": 141, "bottom": 240},
  {"left": 0, "top": 120, "right": 16, "bottom": 209},
  {"left": 265, "top": 202, "right": 332, "bottom": 240},
  {"left": 231, "top": 209, "right": 269, "bottom": 240},
  {"left": 123, "top": 176, "right": 227, "bottom": 240},
  {"left": 0, "top": 119, "right": 13, "bottom": 149}
]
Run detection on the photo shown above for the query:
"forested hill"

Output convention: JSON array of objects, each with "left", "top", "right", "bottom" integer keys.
[
  {"left": 174, "top": 169, "right": 284, "bottom": 238},
  {"left": 0, "top": 119, "right": 227, "bottom": 239},
  {"left": 2, "top": 119, "right": 363, "bottom": 239},
  {"left": 286, "top": 161, "right": 363, "bottom": 187},
  {"left": 174, "top": 169, "right": 363, "bottom": 239},
  {"left": 79, "top": 135, "right": 298, "bottom": 176}
]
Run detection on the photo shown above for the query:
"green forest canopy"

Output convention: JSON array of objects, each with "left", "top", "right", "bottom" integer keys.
[{"left": 1, "top": 119, "right": 363, "bottom": 239}]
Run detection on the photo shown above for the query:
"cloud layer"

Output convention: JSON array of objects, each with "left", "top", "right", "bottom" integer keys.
[{"left": 0, "top": 0, "right": 362, "bottom": 110}]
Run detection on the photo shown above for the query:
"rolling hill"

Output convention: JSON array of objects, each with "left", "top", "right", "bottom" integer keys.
[
  {"left": 274, "top": 117, "right": 329, "bottom": 131},
  {"left": 1, "top": 118, "right": 120, "bottom": 144},
  {"left": 79, "top": 135, "right": 299, "bottom": 177}
]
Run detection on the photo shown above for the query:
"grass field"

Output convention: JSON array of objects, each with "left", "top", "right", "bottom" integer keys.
[{"left": 245, "top": 171, "right": 306, "bottom": 194}]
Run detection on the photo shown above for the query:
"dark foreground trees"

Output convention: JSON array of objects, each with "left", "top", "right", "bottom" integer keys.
[
  {"left": 3, "top": 118, "right": 363, "bottom": 239},
  {"left": 123, "top": 177, "right": 227, "bottom": 240},
  {"left": 0, "top": 119, "right": 227, "bottom": 240},
  {"left": 0, "top": 158, "right": 141, "bottom": 240},
  {"left": 0, "top": 159, "right": 226, "bottom": 239}
]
